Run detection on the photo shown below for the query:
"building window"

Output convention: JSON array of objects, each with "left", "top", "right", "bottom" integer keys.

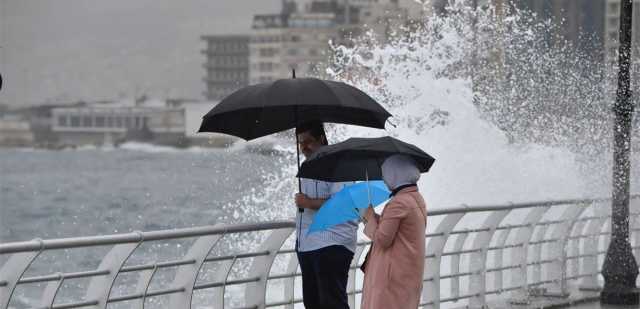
[
  {"left": 58, "top": 116, "right": 68, "bottom": 127},
  {"left": 309, "top": 49, "right": 318, "bottom": 56},
  {"left": 260, "top": 48, "right": 278, "bottom": 57},
  {"left": 610, "top": 32, "right": 618, "bottom": 40},
  {"left": 259, "top": 62, "right": 274, "bottom": 72},
  {"left": 124, "top": 117, "right": 131, "bottom": 129},
  {"left": 116, "top": 117, "right": 123, "bottom": 128},
  {"left": 106, "top": 116, "right": 113, "bottom": 127},
  {"left": 135, "top": 116, "right": 141, "bottom": 129},
  {"left": 71, "top": 116, "right": 80, "bottom": 127},
  {"left": 288, "top": 49, "right": 298, "bottom": 56},
  {"left": 95, "top": 116, "right": 105, "bottom": 127},
  {"left": 82, "top": 116, "right": 92, "bottom": 127},
  {"left": 609, "top": 3, "right": 619, "bottom": 13}
]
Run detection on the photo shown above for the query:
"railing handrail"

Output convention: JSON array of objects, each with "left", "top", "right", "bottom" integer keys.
[
  {"left": 0, "top": 220, "right": 295, "bottom": 254},
  {"left": 2, "top": 195, "right": 639, "bottom": 254},
  {"left": 428, "top": 195, "right": 640, "bottom": 216}
]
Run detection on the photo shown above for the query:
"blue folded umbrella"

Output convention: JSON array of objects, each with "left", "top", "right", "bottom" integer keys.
[{"left": 308, "top": 181, "right": 390, "bottom": 234}]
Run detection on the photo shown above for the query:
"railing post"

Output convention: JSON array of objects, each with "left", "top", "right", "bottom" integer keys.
[
  {"left": 133, "top": 265, "right": 158, "bottom": 309},
  {"left": 493, "top": 228, "right": 512, "bottom": 294},
  {"left": 0, "top": 247, "right": 41, "bottom": 309},
  {"left": 283, "top": 251, "right": 299, "bottom": 309},
  {"left": 580, "top": 202, "right": 608, "bottom": 289},
  {"left": 86, "top": 242, "right": 141, "bottom": 309},
  {"left": 468, "top": 210, "right": 510, "bottom": 309},
  {"left": 509, "top": 206, "right": 550, "bottom": 304},
  {"left": 423, "top": 213, "right": 465, "bottom": 309},
  {"left": 570, "top": 220, "right": 587, "bottom": 280},
  {"left": 39, "top": 273, "right": 65, "bottom": 308},
  {"left": 168, "top": 233, "right": 225, "bottom": 309},
  {"left": 450, "top": 230, "right": 470, "bottom": 301},
  {"left": 531, "top": 226, "right": 546, "bottom": 285},
  {"left": 245, "top": 228, "right": 294, "bottom": 309},
  {"left": 631, "top": 201, "right": 640, "bottom": 261},
  {"left": 208, "top": 258, "right": 236, "bottom": 309},
  {"left": 603, "top": 218, "right": 612, "bottom": 256},
  {"left": 348, "top": 244, "right": 367, "bottom": 309},
  {"left": 546, "top": 203, "right": 588, "bottom": 297}
]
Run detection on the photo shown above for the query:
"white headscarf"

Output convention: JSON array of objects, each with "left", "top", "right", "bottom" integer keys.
[{"left": 381, "top": 154, "right": 421, "bottom": 191}]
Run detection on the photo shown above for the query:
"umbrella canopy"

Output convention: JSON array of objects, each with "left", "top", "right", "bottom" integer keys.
[
  {"left": 297, "top": 136, "right": 435, "bottom": 182},
  {"left": 308, "top": 181, "right": 390, "bottom": 234},
  {"left": 198, "top": 77, "right": 391, "bottom": 140}
]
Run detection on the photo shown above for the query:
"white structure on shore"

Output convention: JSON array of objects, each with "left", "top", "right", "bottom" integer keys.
[
  {"left": 51, "top": 98, "right": 187, "bottom": 147},
  {"left": 0, "top": 116, "right": 34, "bottom": 146}
]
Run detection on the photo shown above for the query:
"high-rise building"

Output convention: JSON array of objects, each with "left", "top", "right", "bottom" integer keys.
[
  {"left": 516, "top": 0, "right": 606, "bottom": 61},
  {"left": 603, "top": 0, "right": 640, "bottom": 66},
  {"left": 250, "top": 11, "right": 341, "bottom": 82},
  {"left": 284, "top": 13, "right": 340, "bottom": 76},
  {"left": 249, "top": 14, "right": 291, "bottom": 84},
  {"left": 201, "top": 35, "right": 250, "bottom": 100},
  {"left": 342, "top": 0, "right": 429, "bottom": 44},
  {"left": 204, "top": 0, "right": 430, "bottom": 92}
]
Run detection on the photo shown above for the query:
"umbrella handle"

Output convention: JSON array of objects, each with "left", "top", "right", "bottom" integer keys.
[
  {"left": 366, "top": 169, "right": 371, "bottom": 206},
  {"left": 295, "top": 106, "right": 303, "bottom": 213},
  {"left": 354, "top": 208, "right": 368, "bottom": 224}
]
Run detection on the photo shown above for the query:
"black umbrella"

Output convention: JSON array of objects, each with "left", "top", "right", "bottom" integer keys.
[
  {"left": 296, "top": 136, "right": 435, "bottom": 182},
  {"left": 198, "top": 72, "right": 392, "bottom": 211},
  {"left": 198, "top": 77, "right": 391, "bottom": 139}
]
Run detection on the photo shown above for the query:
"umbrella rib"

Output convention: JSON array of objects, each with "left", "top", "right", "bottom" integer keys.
[
  {"left": 316, "top": 80, "right": 346, "bottom": 109},
  {"left": 333, "top": 81, "right": 391, "bottom": 120},
  {"left": 253, "top": 82, "right": 273, "bottom": 139},
  {"left": 295, "top": 78, "right": 304, "bottom": 126}
]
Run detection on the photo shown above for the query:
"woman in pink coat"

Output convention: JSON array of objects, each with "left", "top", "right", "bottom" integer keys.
[{"left": 362, "top": 154, "right": 428, "bottom": 309}]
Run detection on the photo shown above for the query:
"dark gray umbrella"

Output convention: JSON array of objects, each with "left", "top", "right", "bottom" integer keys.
[
  {"left": 198, "top": 77, "right": 391, "bottom": 139},
  {"left": 296, "top": 136, "right": 435, "bottom": 182}
]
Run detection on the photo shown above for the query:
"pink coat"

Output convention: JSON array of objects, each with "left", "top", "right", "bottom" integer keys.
[{"left": 362, "top": 186, "right": 427, "bottom": 309}]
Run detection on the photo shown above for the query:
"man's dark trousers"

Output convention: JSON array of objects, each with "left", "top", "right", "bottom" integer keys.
[{"left": 297, "top": 245, "right": 354, "bottom": 309}]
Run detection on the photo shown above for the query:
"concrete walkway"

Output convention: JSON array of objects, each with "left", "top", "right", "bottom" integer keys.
[{"left": 479, "top": 289, "right": 640, "bottom": 309}]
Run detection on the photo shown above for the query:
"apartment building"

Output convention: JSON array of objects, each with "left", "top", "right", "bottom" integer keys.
[
  {"left": 201, "top": 35, "right": 250, "bottom": 100},
  {"left": 205, "top": 0, "right": 430, "bottom": 91},
  {"left": 604, "top": 0, "right": 640, "bottom": 66},
  {"left": 249, "top": 14, "right": 291, "bottom": 84}
]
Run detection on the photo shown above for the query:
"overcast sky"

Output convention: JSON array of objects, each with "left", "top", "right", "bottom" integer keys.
[{"left": 0, "top": 0, "right": 280, "bottom": 106}]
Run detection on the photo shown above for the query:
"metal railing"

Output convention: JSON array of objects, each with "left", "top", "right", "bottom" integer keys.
[{"left": 1, "top": 195, "right": 639, "bottom": 309}]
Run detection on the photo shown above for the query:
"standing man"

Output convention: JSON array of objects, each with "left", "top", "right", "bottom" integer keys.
[{"left": 294, "top": 121, "right": 356, "bottom": 309}]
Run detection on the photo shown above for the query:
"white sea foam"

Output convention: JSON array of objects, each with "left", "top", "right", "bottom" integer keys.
[{"left": 220, "top": 4, "right": 639, "bottom": 227}]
